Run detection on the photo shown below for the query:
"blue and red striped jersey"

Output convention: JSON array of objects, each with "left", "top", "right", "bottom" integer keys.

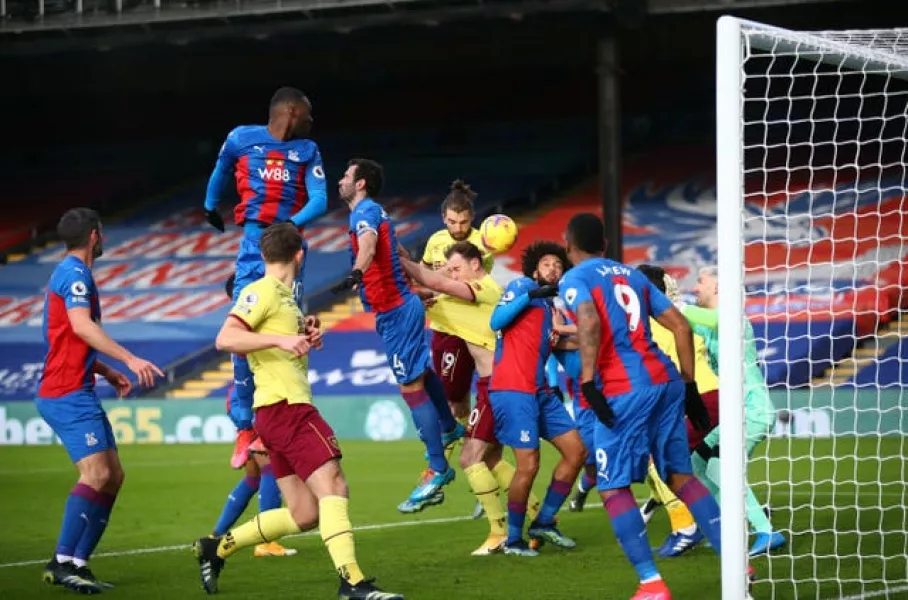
[
  {"left": 207, "top": 125, "right": 327, "bottom": 228},
  {"left": 490, "top": 277, "right": 555, "bottom": 394},
  {"left": 37, "top": 256, "right": 101, "bottom": 398},
  {"left": 348, "top": 198, "right": 411, "bottom": 313},
  {"left": 558, "top": 258, "right": 679, "bottom": 397}
]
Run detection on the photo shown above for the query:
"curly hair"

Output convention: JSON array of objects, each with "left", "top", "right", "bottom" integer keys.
[{"left": 521, "top": 241, "right": 570, "bottom": 278}]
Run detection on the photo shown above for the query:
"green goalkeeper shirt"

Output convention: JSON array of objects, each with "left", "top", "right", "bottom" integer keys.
[{"left": 682, "top": 305, "right": 776, "bottom": 428}]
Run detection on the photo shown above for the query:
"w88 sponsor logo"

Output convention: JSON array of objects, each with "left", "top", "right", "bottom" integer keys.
[{"left": 258, "top": 167, "right": 292, "bottom": 182}]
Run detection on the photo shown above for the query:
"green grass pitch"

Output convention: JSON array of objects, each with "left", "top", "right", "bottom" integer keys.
[{"left": 0, "top": 438, "right": 905, "bottom": 599}]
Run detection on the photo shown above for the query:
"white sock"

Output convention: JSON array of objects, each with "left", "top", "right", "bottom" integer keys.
[
  {"left": 642, "top": 575, "right": 663, "bottom": 584},
  {"left": 677, "top": 524, "right": 698, "bottom": 536},
  {"left": 73, "top": 558, "right": 88, "bottom": 568},
  {"left": 56, "top": 554, "right": 73, "bottom": 564}
]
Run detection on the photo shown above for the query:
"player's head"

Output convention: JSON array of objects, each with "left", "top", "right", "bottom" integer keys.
[
  {"left": 57, "top": 207, "right": 103, "bottom": 260},
  {"left": 339, "top": 158, "right": 384, "bottom": 205},
  {"left": 441, "top": 180, "right": 477, "bottom": 241},
  {"left": 522, "top": 241, "right": 569, "bottom": 286},
  {"left": 269, "top": 87, "right": 313, "bottom": 139},
  {"left": 638, "top": 264, "right": 681, "bottom": 303},
  {"left": 260, "top": 223, "right": 305, "bottom": 276},
  {"left": 225, "top": 273, "right": 236, "bottom": 300},
  {"left": 694, "top": 265, "right": 718, "bottom": 308},
  {"left": 564, "top": 213, "right": 606, "bottom": 264},
  {"left": 444, "top": 241, "right": 485, "bottom": 282}
]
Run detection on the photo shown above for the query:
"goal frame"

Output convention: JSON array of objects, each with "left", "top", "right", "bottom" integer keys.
[{"left": 715, "top": 15, "right": 908, "bottom": 599}]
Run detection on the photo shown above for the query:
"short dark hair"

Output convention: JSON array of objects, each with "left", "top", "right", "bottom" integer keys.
[
  {"left": 521, "top": 241, "right": 570, "bottom": 278},
  {"left": 566, "top": 213, "right": 606, "bottom": 254},
  {"left": 57, "top": 208, "right": 101, "bottom": 251},
  {"left": 270, "top": 87, "right": 309, "bottom": 110},
  {"left": 348, "top": 158, "right": 384, "bottom": 197},
  {"left": 637, "top": 264, "right": 666, "bottom": 293},
  {"left": 441, "top": 180, "right": 477, "bottom": 216},
  {"left": 260, "top": 223, "right": 303, "bottom": 263},
  {"left": 445, "top": 240, "right": 483, "bottom": 264},
  {"left": 225, "top": 273, "right": 236, "bottom": 299}
]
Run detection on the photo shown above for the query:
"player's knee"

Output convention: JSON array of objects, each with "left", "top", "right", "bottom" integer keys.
[
  {"left": 459, "top": 443, "right": 484, "bottom": 470},
  {"left": 520, "top": 452, "right": 540, "bottom": 477},
  {"left": 81, "top": 462, "right": 115, "bottom": 490}
]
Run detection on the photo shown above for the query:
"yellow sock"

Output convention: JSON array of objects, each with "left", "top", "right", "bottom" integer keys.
[
  {"left": 491, "top": 460, "right": 542, "bottom": 521},
  {"left": 217, "top": 508, "right": 300, "bottom": 559},
  {"left": 464, "top": 463, "right": 506, "bottom": 535},
  {"left": 646, "top": 463, "right": 695, "bottom": 532},
  {"left": 319, "top": 496, "right": 365, "bottom": 586}
]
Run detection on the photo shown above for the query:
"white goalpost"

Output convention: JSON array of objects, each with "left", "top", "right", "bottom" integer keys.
[{"left": 716, "top": 16, "right": 908, "bottom": 600}]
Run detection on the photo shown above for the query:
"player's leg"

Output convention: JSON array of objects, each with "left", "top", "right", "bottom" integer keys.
[
  {"left": 738, "top": 417, "right": 786, "bottom": 555},
  {"left": 430, "top": 331, "right": 473, "bottom": 424},
  {"left": 35, "top": 393, "right": 122, "bottom": 593},
  {"left": 529, "top": 389, "right": 585, "bottom": 548},
  {"left": 646, "top": 460, "right": 702, "bottom": 558},
  {"left": 211, "top": 457, "right": 261, "bottom": 537},
  {"left": 250, "top": 449, "right": 297, "bottom": 557},
  {"left": 568, "top": 407, "right": 598, "bottom": 512},
  {"left": 488, "top": 390, "right": 541, "bottom": 556}
]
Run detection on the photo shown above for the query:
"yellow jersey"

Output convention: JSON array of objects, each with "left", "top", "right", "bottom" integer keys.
[
  {"left": 649, "top": 318, "right": 719, "bottom": 394},
  {"left": 421, "top": 228, "right": 495, "bottom": 273},
  {"left": 229, "top": 275, "right": 313, "bottom": 409},
  {"left": 426, "top": 274, "right": 502, "bottom": 351}
]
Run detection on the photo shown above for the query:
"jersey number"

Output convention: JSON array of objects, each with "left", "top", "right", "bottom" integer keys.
[{"left": 614, "top": 284, "right": 641, "bottom": 332}]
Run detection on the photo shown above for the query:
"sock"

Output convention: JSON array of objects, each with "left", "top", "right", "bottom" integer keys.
[
  {"left": 579, "top": 471, "right": 596, "bottom": 494},
  {"left": 319, "top": 496, "right": 365, "bottom": 586},
  {"left": 464, "top": 463, "right": 506, "bottom": 536},
  {"left": 73, "top": 488, "right": 117, "bottom": 563},
  {"left": 54, "top": 483, "right": 98, "bottom": 561},
  {"left": 444, "top": 437, "right": 463, "bottom": 464},
  {"left": 506, "top": 501, "right": 527, "bottom": 545},
  {"left": 258, "top": 464, "right": 282, "bottom": 512},
  {"left": 422, "top": 370, "right": 457, "bottom": 433},
  {"left": 217, "top": 508, "right": 300, "bottom": 559},
  {"left": 746, "top": 486, "right": 774, "bottom": 534},
  {"left": 604, "top": 489, "right": 660, "bottom": 583},
  {"left": 647, "top": 463, "right": 695, "bottom": 534},
  {"left": 213, "top": 475, "right": 260, "bottom": 536},
  {"left": 491, "top": 461, "right": 541, "bottom": 520},
  {"left": 403, "top": 389, "right": 447, "bottom": 473},
  {"left": 676, "top": 477, "right": 722, "bottom": 554},
  {"left": 535, "top": 477, "right": 572, "bottom": 526}
]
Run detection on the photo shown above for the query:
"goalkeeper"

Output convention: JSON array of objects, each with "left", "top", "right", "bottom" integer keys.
[{"left": 685, "top": 266, "right": 786, "bottom": 556}]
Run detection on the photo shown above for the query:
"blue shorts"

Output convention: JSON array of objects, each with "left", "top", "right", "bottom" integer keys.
[
  {"left": 593, "top": 379, "right": 691, "bottom": 491},
  {"left": 35, "top": 391, "right": 116, "bottom": 463},
  {"left": 374, "top": 294, "right": 431, "bottom": 385},
  {"left": 235, "top": 235, "right": 307, "bottom": 309},
  {"left": 489, "top": 388, "right": 576, "bottom": 450},
  {"left": 572, "top": 405, "right": 597, "bottom": 466}
]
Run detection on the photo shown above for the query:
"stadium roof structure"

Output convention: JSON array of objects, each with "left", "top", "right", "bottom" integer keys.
[{"left": 0, "top": 0, "right": 858, "bottom": 54}]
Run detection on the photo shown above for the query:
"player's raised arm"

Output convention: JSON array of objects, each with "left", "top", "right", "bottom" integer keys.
[
  {"left": 400, "top": 256, "right": 475, "bottom": 301},
  {"left": 203, "top": 129, "right": 240, "bottom": 232},
  {"left": 649, "top": 279, "right": 695, "bottom": 384},
  {"left": 290, "top": 148, "right": 328, "bottom": 228},
  {"left": 681, "top": 304, "right": 718, "bottom": 331}
]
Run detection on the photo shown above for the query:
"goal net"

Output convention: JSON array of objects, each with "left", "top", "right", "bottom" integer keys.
[{"left": 716, "top": 17, "right": 908, "bottom": 600}]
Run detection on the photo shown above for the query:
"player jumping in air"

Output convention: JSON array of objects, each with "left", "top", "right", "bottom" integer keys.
[
  {"left": 559, "top": 213, "right": 724, "bottom": 600},
  {"left": 38, "top": 208, "right": 164, "bottom": 594},
  {"left": 207, "top": 274, "right": 294, "bottom": 557},
  {"left": 332, "top": 158, "right": 464, "bottom": 514},
  {"left": 488, "top": 241, "right": 587, "bottom": 557},
  {"left": 193, "top": 223, "right": 402, "bottom": 600},
  {"left": 400, "top": 241, "right": 544, "bottom": 555},
  {"left": 684, "top": 266, "right": 786, "bottom": 556},
  {"left": 203, "top": 87, "right": 327, "bottom": 476}
]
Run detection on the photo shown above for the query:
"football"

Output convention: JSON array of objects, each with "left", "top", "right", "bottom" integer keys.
[{"left": 479, "top": 214, "right": 519, "bottom": 254}]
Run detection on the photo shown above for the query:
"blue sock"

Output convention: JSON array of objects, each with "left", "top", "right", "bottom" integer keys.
[
  {"left": 54, "top": 483, "right": 96, "bottom": 560},
  {"left": 676, "top": 477, "right": 722, "bottom": 554},
  {"left": 506, "top": 501, "right": 527, "bottom": 545},
  {"left": 536, "top": 477, "right": 572, "bottom": 526},
  {"left": 212, "top": 475, "right": 259, "bottom": 536},
  {"left": 605, "top": 489, "right": 660, "bottom": 582},
  {"left": 403, "top": 389, "right": 447, "bottom": 473},
  {"left": 73, "top": 489, "right": 117, "bottom": 564},
  {"left": 258, "top": 465, "right": 281, "bottom": 511},
  {"left": 423, "top": 370, "right": 457, "bottom": 433}
]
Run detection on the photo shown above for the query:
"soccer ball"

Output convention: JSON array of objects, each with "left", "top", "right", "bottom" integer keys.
[{"left": 479, "top": 214, "right": 518, "bottom": 254}]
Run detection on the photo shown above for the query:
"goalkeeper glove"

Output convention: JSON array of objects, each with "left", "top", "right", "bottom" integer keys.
[
  {"left": 684, "top": 382, "right": 712, "bottom": 431},
  {"left": 581, "top": 381, "right": 616, "bottom": 428},
  {"left": 205, "top": 209, "right": 226, "bottom": 232},
  {"left": 528, "top": 284, "right": 559, "bottom": 299},
  {"left": 330, "top": 269, "right": 363, "bottom": 295}
]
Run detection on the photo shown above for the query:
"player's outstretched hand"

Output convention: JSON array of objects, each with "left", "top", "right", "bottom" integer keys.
[
  {"left": 330, "top": 269, "right": 363, "bottom": 295},
  {"left": 276, "top": 335, "right": 310, "bottom": 357},
  {"left": 528, "top": 284, "right": 559, "bottom": 299},
  {"left": 126, "top": 356, "right": 165, "bottom": 388},
  {"left": 104, "top": 368, "right": 132, "bottom": 398},
  {"left": 581, "top": 381, "right": 616, "bottom": 428},
  {"left": 205, "top": 209, "right": 226, "bottom": 232},
  {"left": 684, "top": 382, "right": 712, "bottom": 431}
]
